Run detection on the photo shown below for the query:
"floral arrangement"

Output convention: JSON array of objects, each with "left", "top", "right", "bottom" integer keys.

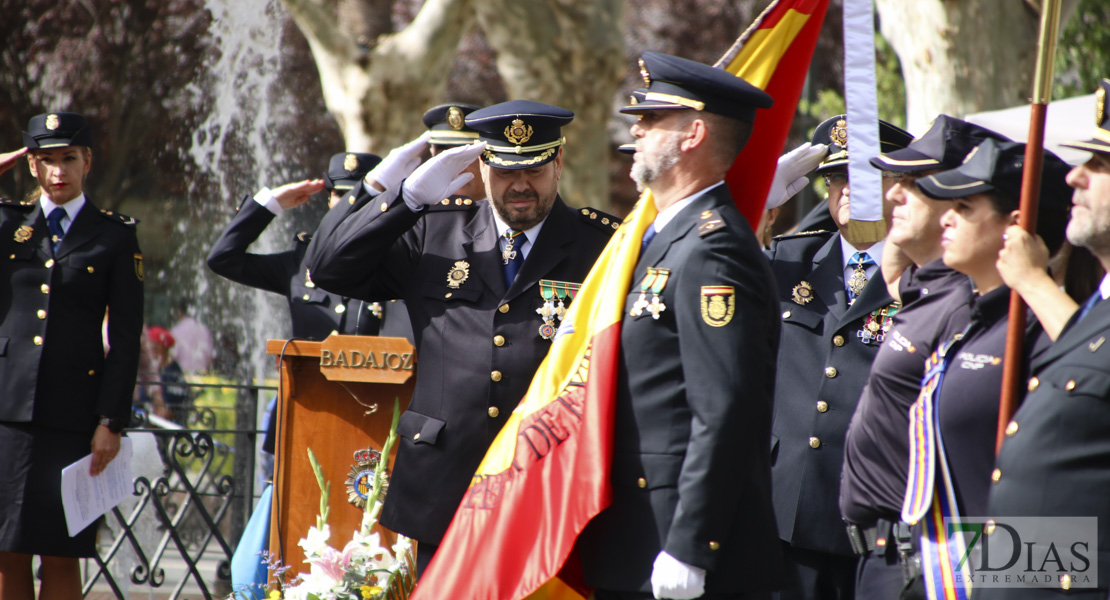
[{"left": 264, "top": 398, "right": 415, "bottom": 600}]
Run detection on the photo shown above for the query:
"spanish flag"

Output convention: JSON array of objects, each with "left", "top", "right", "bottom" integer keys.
[
  {"left": 719, "top": 0, "right": 830, "bottom": 230},
  {"left": 412, "top": 2, "right": 827, "bottom": 597}
]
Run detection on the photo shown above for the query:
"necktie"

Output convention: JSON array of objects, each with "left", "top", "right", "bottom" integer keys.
[
  {"left": 46, "top": 208, "right": 66, "bottom": 252},
  {"left": 501, "top": 229, "right": 525, "bottom": 287},
  {"left": 1076, "top": 290, "right": 1103, "bottom": 323},
  {"left": 640, "top": 223, "right": 657, "bottom": 256},
  {"left": 846, "top": 251, "right": 875, "bottom": 305}
]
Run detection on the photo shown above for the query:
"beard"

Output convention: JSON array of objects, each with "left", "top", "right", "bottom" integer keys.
[
  {"left": 630, "top": 135, "right": 683, "bottom": 191},
  {"left": 492, "top": 188, "right": 556, "bottom": 230},
  {"left": 1066, "top": 191, "right": 1110, "bottom": 255}
]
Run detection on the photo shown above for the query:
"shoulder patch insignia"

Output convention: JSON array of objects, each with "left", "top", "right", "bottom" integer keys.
[
  {"left": 701, "top": 285, "right": 735, "bottom": 327},
  {"left": 295, "top": 231, "right": 313, "bottom": 244},
  {"left": 99, "top": 209, "right": 138, "bottom": 226},
  {"left": 427, "top": 195, "right": 477, "bottom": 212},
  {"left": 579, "top": 207, "right": 622, "bottom": 231},
  {"left": 698, "top": 208, "right": 726, "bottom": 237}
]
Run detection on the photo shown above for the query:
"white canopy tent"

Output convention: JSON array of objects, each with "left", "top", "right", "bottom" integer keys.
[{"left": 965, "top": 93, "right": 1096, "bottom": 166}]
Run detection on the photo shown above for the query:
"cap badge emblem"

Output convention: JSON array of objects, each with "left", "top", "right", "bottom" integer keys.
[
  {"left": 792, "top": 281, "right": 814, "bottom": 305},
  {"left": 447, "top": 106, "right": 465, "bottom": 130},
  {"left": 343, "top": 153, "right": 358, "bottom": 172},
  {"left": 638, "top": 58, "right": 651, "bottom": 87},
  {"left": 14, "top": 225, "right": 33, "bottom": 243},
  {"left": 1096, "top": 85, "right": 1106, "bottom": 126},
  {"left": 505, "top": 119, "right": 533, "bottom": 145},
  {"left": 45, "top": 114, "right": 60, "bottom": 131},
  {"left": 446, "top": 260, "right": 470, "bottom": 289},
  {"left": 830, "top": 119, "right": 848, "bottom": 149}
]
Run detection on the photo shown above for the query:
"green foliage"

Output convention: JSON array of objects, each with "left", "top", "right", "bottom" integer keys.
[
  {"left": 1054, "top": 0, "right": 1110, "bottom": 99},
  {"left": 307, "top": 448, "right": 330, "bottom": 529}
]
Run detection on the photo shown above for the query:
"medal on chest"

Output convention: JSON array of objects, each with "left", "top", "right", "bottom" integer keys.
[
  {"left": 630, "top": 267, "right": 670, "bottom": 320},
  {"left": 858, "top": 302, "right": 901, "bottom": 344},
  {"left": 536, "top": 279, "right": 582, "bottom": 340}
]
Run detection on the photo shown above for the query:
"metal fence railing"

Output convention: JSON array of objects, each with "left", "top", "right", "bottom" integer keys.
[{"left": 76, "top": 380, "right": 275, "bottom": 600}]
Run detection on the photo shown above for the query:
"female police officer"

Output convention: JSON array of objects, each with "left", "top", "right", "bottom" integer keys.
[{"left": 1, "top": 112, "right": 143, "bottom": 599}]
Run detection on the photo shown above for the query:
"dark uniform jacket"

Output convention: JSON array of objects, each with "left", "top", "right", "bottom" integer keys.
[
  {"left": 207, "top": 197, "right": 381, "bottom": 341},
  {"left": 765, "top": 230, "right": 896, "bottom": 556},
  {"left": 577, "top": 184, "right": 785, "bottom": 594},
  {"left": 981, "top": 296, "right": 1110, "bottom": 599},
  {"left": 304, "top": 188, "right": 617, "bottom": 544},
  {"left": 1, "top": 197, "right": 143, "bottom": 432}
]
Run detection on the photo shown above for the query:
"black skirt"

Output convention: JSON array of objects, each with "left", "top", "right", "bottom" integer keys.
[{"left": 0, "top": 421, "right": 100, "bottom": 557}]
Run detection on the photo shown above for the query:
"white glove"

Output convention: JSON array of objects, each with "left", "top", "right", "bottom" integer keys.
[
  {"left": 650, "top": 551, "right": 706, "bottom": 599},
  {"left": 765, "top": 142, "right": 828, "bottom": 210},
  {"left": 401, "top": 142, "right": 488, "bottom": 209},
  {"left": 364, "top": 131, "right": 433, "bottom": 192}
]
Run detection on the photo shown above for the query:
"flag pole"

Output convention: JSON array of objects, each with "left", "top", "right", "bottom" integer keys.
[{"left": 996, "top": 0, "right": 1063, "bottom": 455}]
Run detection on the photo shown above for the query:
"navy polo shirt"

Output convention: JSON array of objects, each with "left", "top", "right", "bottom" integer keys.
[
  {"left": 840, "top": 259, "right": 974, "bottom": 525},
  {"left": 936, "top": 286, "right": 1052, "bottom": 518}
]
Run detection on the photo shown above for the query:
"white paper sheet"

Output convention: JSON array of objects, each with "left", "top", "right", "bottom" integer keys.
[{"left": 60, "top": 437, "right": 134, "bottom": 537}]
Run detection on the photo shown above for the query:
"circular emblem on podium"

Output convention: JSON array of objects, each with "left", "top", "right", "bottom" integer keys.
[{"left": 346, "top": 448, "right": 388, "bottom": 508}]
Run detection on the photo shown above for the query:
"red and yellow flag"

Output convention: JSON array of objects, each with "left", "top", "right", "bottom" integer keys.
[
  {"left": 719, "top": 0, "right": 831, "bottom": 229},
  {"left": 412, "top": 2, "right": 828, "bottom": 597}
]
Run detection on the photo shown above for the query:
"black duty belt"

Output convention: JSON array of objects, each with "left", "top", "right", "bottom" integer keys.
[{"left": 845, "top": 518, "right": 922, "bottom": 584}]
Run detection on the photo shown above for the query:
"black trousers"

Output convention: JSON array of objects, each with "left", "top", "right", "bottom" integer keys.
[
  {"left": 415, "top": 540, "right": 438, "bottom": 579},
  {"left": 773, "top": 542, "right": 857, "bottom": 600},
  {"left": 853, "top": 542, "right": 906, "bottom": 600}
]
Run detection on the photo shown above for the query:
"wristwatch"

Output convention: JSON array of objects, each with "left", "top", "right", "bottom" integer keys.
[{"left": 98, "top": 416, "right": 126, "bottom": 434}]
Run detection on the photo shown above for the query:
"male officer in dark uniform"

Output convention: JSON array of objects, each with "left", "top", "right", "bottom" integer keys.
[
  {"left": 208, "top": 152, "right": 384, "bottom": 341},
  {"left": 837, "top": 116, "right": 1008, "bottom": 598},
  {"left": 765, "top": 116, "right": 912, "bottom": 600},
  {"left": 983, "top": 79, "right": 1110, "bottom": 600},
  {"left": 303, "top": 100, "right": 619, "bottom": 576},
  {"left": 576, "top": 51, "right": 783, "bottom": 600}
]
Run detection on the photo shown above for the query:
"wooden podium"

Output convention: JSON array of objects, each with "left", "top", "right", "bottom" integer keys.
[{"left": 266, "top": 335, "right": 415, "bottom": 573}]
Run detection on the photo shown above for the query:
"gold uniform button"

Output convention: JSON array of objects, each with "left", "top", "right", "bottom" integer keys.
[
  {"left": 709, "top": 541, "right": 720, "bottom": 551},
  {"left": 809, "top": 437, "right": 821, "bottom": 449},
  {"left": 984, "top": 519, "right": 996, "bottom": 535},
  {"left": 499, "top": 303, "right": 510, "bottom": 314},
  {"left": 493, "top": 335, "right": 505, "bottom": 347},
  {"left": 825, "top": 366, "right": 838, "bottom": 378},
  {"left": 833, "top": 335, "right": 845, "bottom": 347},
  {"left": 1028, "top": 377, "right": 1039, "bottom": 392},
  {"left": 636, "top": 477, "right": 647, "bottom": 488},
  {"left": 413, "top": 433, "right": 421, "bottom": 441},
  {"left": 1065, "top": 379, "right": 1077, "bottom": 391},
  {"left": 33, "top": 336, "right": 43, "bottom": 346},
  {"left": 1061, "top": 573, "right": 1072, "bottom": 590},
  {"left": 488, "top": 406, "right": 500, "bottom": 418},
  {"left": 41, "top": 284, "right": 50, "bottom": 294},
  {"left": 445, "top": 292, "right": 453, "bottom": 298},
  {"left": 1005, "top": 421, "right": 1019, "bottom": 437},
  {"left": 45, "top": 259, "right": 54, "bottom": 268},
  {"left": 303, "top": 294, "right": 310, "bottom": 300},
  {"left": 349, "top": 196, "right": 356, "bottom": 205},
  {"left": 991, "top": 468, "right": 1002, "bottom": 483},
  {"left": 782, "top": 311, "right": 791, "bottom": 319},
  {"left": 36, "top": 310, "right": 46, "bottom": 319},
  {"left": 491, "top": 370, "right": 503, "bottom": 382},
  {"left": 87, "top": 266, "right": 94, "bottom": 274},
  {"left": 816, "top": 401, "right": 829, "bottom": 413},
  {"left": 88, "top": 370, "right": 95, "bottom": 376},
  {"left": 380, "top": 201, "right": 388, "bottom": 211},
  {"left": 335, "top": 304, "right": 346, "bottom": 314}
]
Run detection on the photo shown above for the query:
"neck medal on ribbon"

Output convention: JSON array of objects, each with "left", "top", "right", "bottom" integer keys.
[
  {"left": 537, "top": 279, "right": 581, "bottom": 340},
  {"left": 859, "top": 302, "right": 901, "bottom": 344},
  {"left": 848, "top": 264, "right": 868, "bottom": 299}
]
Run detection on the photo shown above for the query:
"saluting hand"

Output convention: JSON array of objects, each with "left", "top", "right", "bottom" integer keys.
[
  {"left": 765, "top": 142, "right": 828, "bottom": 210},
  {"left": 0, "top": 147, "right": 29, "bottom": 177},
  {"left": 401, "top": 142, "right": 487, "bottom": 208},
  {"left": 271, "top": 179, "right": 327, "bottom": 210},
  {"left": 90, "top": 424, "right": 121, "bottom": 477},
  {"left": 365, "top": 131, "right": 433, "bottom": 192}
]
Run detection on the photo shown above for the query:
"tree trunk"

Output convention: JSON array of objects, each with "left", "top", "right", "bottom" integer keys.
[
  {"left": 280, "top": 0, "right": 476, "bottom": 153},
  {"left": 876, "top": 0, "right": 1080, "bottom": 133},
  {"left": 475, "top": 0, "right": 625, "bottom": 209}
]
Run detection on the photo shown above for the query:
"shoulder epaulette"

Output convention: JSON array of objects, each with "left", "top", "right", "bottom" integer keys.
[
  {"left": 295, "top": 231, "right": 312, "bottom": 244},
  {"left": 0, "top": 197, "right": 35, "bottom": 210},
  {"left": 577, "top": 207, "right": 622, "bottom": 232},
  {"left": 771, "top": 229, "right": 832, "bottom": 241},
  {"left": 697, "top": 208, "right": 726, "bottom": 238},
  {"left": 98, "top": 208, "right": 139, "bottom": 226},
  {"left": 427, "top": 195, "right": 478, "bottom": 212}
]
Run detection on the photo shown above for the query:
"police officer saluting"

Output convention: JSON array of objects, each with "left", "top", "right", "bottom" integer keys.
[
  {"left": 1, "top": 112, "right": 143, "bottom": 599},
  {"left": 765, "top": 115, "right": 911, "bottom": 600},
  {"left": 304, "top": 100, "right": 619, "bottom": 576}
]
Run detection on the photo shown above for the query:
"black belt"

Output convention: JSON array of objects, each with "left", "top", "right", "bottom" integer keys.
[
  {"left": 846, "top": 519, "right": 922, "bottom": 584},
  {"left": 845, "top": 519, "right": 891, "bottom": 555}
]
